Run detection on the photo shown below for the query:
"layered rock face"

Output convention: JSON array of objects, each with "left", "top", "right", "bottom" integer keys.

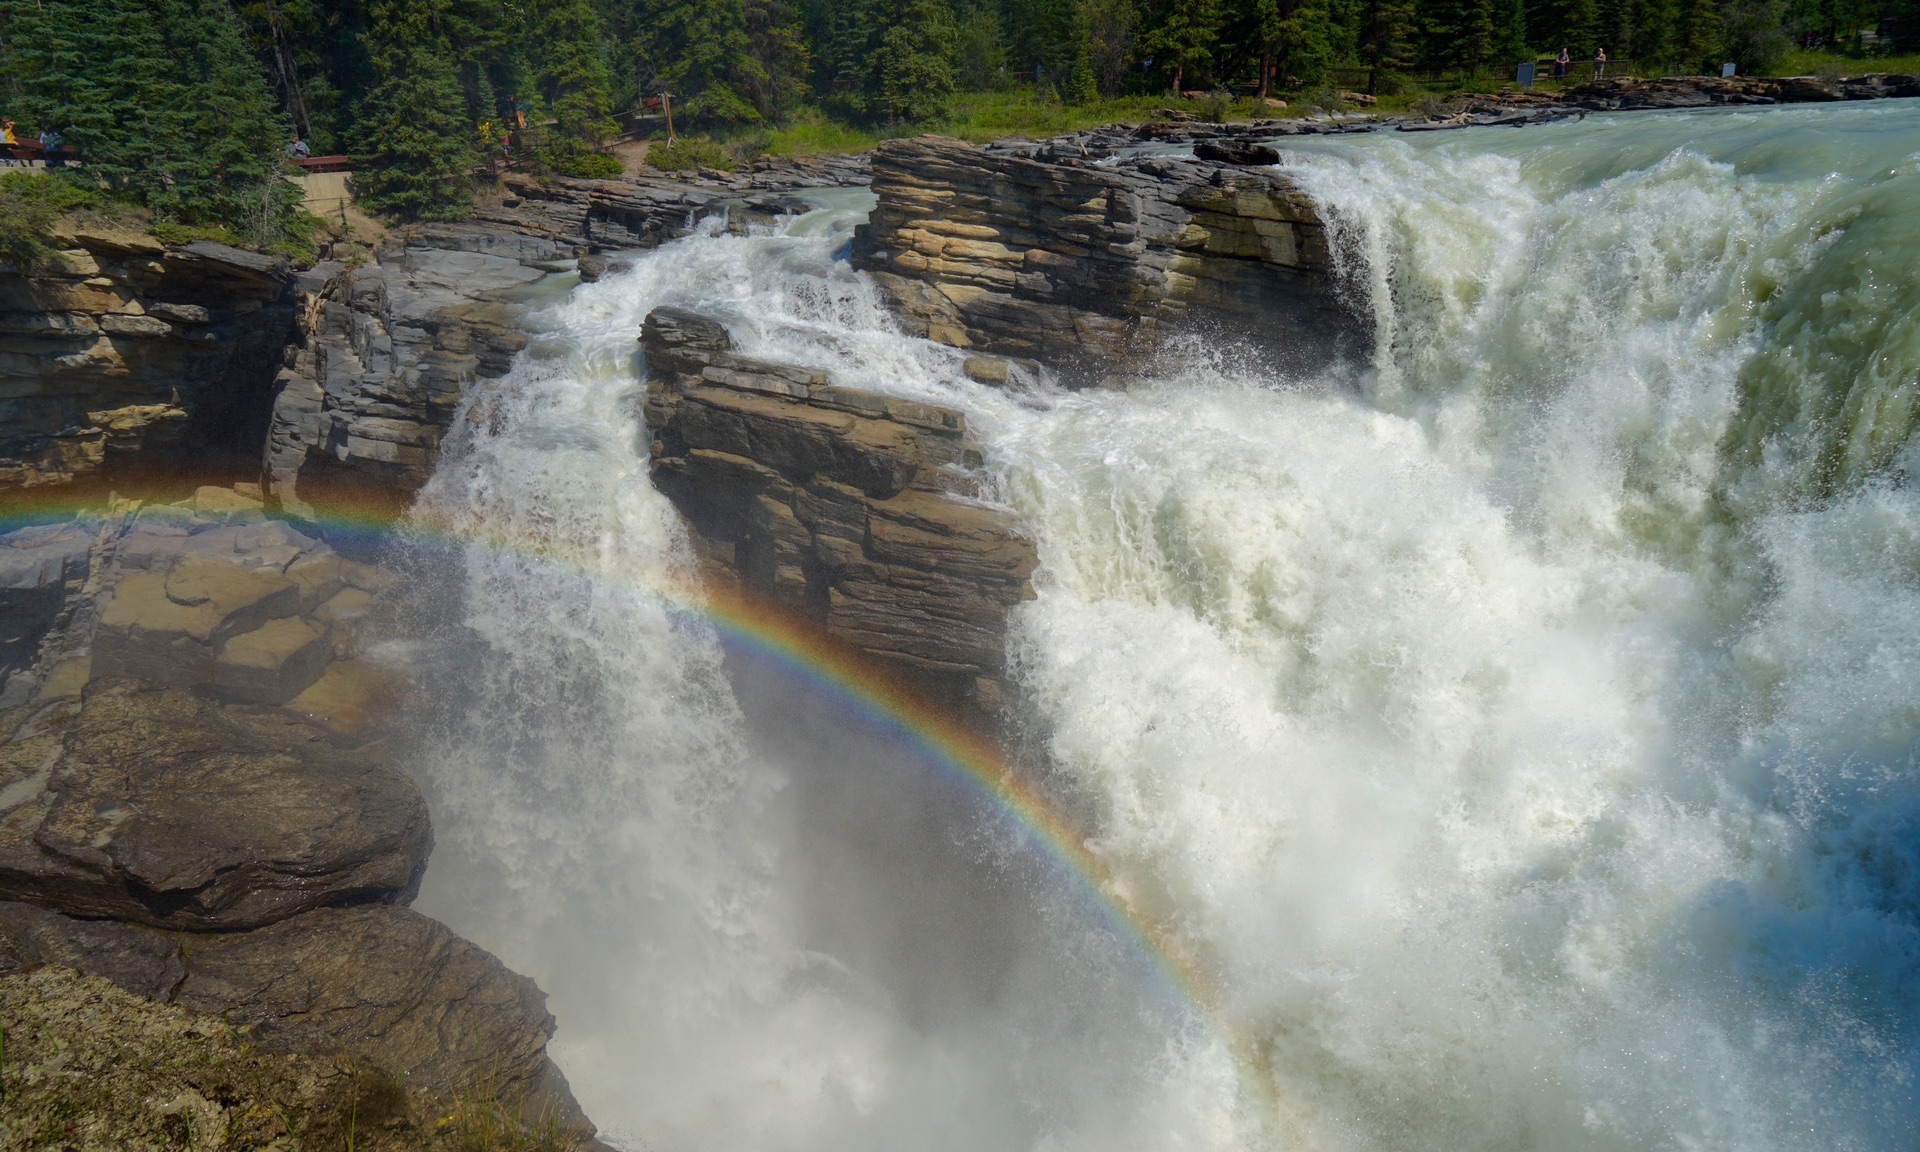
[
  {"left": 1563, "top": 72, "right": 1920, "bottom": 108},
  {"left": 642, "top": 307, "right": 1036, "bottom": 708},
  {"left": 264, "top": 234, "right": 568, "bottom": 515},
  {"left": 851, "top": 135, "right": 1343, "bottom": 377},
  {"left": 0, "top": 230, "right": 296, "bottom": 491},
  {"left": 477, "top": 159, "right": 868, "bottom": 251}
]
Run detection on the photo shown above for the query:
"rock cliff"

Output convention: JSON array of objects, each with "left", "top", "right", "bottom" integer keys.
[
  {"left": 641, "top": 307, "right": 1036, "bottom": 709},
  {"left": 264, "top": 232, "right": 568, "bottom": 515},
  {"left": 0, "top": 229, "right": 296, "bottom": 491},
  {"left": 850, "top": 135, "right": 1345, "bottom": 378}
]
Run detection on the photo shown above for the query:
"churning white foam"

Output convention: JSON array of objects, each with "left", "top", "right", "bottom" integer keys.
[{"left": 411, "top": 104, "right": 1920, "bottom": 1151}]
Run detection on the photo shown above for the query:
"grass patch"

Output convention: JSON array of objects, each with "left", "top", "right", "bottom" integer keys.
[
  {"left": 762, "top": 108, "right": 883, "bottom": 156},
  {"left": 648, "top": 136, "right": 739, "bottom": 172},
  {"left": 1773, "top": 47, "right": 1920, "bottom": 76},
  {"left": 0, "top": 171, "right": 131, "bottom": 271}
]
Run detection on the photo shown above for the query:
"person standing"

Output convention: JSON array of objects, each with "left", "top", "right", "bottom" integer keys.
[
  {"left": 38, "top": 128, "right": 63, "bottom": 167},
  {"left": 1593, "top": 48, "right": 1608, "bottom": 80},
  {"left": 1, "top": 118, "right": 15, "bottom": 144},
  {"left": 1555, "top": 48, "right": 1570, "bottom": 81}
]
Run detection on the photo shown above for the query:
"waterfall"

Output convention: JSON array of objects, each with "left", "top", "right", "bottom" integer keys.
[{"left": 409, "top": 102, "right": 1920, "bottom": 1151}]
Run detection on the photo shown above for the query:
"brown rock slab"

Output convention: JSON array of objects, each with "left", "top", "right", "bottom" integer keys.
[
  {"left": 175, "top": 904, "right": 573, "bottom": 1110},
  {"left": 215, "top": 617, "right": 331, "bottom": 704},
  {"left": 284, "top": 659, "right": 409, "bottom": 743},
  {"left": 0, "top": 680, "right": 430, "bottom": 929}
]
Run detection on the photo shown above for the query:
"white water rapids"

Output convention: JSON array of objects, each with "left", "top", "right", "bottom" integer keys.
[{"left": 405, "top": 102, "right": 1920, "bottom": 1150}]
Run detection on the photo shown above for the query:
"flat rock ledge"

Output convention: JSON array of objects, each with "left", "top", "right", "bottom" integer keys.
[
  {"left": 850, "top": 135, "right": 1348, "bottom": 379},
  {"left": 642, "top": 307, "right": 1036, "bottom": 711}
]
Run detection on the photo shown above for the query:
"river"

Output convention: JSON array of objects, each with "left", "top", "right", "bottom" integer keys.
[{"left": 404, "top": 102, "right": 1920, "bottom": 1151}]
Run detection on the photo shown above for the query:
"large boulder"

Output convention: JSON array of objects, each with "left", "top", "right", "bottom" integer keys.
[
  {"left": 0, "top": 680, "right": 430, "bottom": 929},
  {"left": 0, "top": 901, "right": 587, "bottom": 1128}
]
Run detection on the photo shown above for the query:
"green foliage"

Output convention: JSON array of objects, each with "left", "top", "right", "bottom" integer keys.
[
  {"left": 878, "top": 0, "right": 961, "bottom": 121},
  {"left": 1143, "top": 0, "right": 1224, "bottom": 90},
  {"left": 648, "top": 135, "right": 738, "bottom": 170},
  {"left": 0, "top": 0, "right": 303, "bottom": 248},
  {"left": 350, "top": 2, "right": 475, "bottom": 221},
  {"left": 0, "top": 171, "right": 112, "bottom": 271}
]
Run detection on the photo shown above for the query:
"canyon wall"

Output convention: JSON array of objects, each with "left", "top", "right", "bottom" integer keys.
[
  {"left": 851, "top": 135, "right": 1345, "bottom": 379},
  {"left": 0, "top": 228, "right": 297, "bottom": 491},
  {"left": 642, "top": 307, "right": 1036, "bottom": 711}
]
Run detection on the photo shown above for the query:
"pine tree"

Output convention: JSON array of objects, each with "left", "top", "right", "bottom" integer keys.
[
  {"left": 1250, "top": 0, "right": 1334, "bottom": 90},
  {"left": 352, "top": 0, "right": 474, "bottom": 221},
  {"left": 1074, "top": 0, "right": 1144, "bottom": 97},
  {"left": 0, "top": 0, "right": 300, "bottom": 243},
  {"left": 630, "top": 0, "right": 788, "bottom": 124},
  {"left": 876, "top": 0, "right": 958, "bottom": 121},
  {"left": 536, "top": 0, "right": 614, "bottom": 139},
  {"left": 1143, "top": 0, "right": 1223, "bottom": 92}
]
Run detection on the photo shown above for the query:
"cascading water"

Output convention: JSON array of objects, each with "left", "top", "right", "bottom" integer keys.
[{"left": 406, "top": 103, "right": 1920, "bottom": 1150}]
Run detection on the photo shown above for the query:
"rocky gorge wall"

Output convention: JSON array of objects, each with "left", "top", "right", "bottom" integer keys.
[
  {"left": 0, "top": 484, "right": 597, "bottom": 1141},
  {"left": 851, "top": 135, "right": 1346, "bottom": 379},
  {"left": 641, "top": 306, "right": 1037, "bottom": 712},
  {"left": 0, "top": 228, "right": 297, "bottom": 492}
]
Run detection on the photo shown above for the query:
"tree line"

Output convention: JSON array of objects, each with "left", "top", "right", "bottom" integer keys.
[{"left": 1, "top": 0, "right": 1915, "bottom": 235}]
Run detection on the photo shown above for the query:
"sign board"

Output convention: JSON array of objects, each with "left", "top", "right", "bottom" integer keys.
[
  {"left": 1722, "top": 62, "right": 1737, "bottom": 77},
  {"left": 1517, "top": 62, "right": 1536, "bottom": 87}
]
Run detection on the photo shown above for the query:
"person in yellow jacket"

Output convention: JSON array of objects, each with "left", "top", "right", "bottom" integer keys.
[{"left": 1, "top": 119, "right": 16, "bottom": 145}]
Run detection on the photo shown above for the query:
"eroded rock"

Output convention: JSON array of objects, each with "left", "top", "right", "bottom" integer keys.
[
  {"left": 850, "top": 135, "right": 1346, "bottom": 377},
  {"left": 642, "top": 307, "right": 1035, "bottom": 707},
  {"left": 0, "top": 680, "right": 430, "bottom": 929}
]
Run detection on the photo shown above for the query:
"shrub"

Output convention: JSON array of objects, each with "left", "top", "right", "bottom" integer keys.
[
  {"left": 648, "top": 136, "right": 735, "bottom": 172},
  {"left": 1195, "top": 89, "right": 1234, "bottom": 121},
  {"left": 0, "top": 172, "right": 106, "bottom": 270}
]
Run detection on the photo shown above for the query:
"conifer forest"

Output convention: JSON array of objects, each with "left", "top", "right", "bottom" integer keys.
[{"left": 0, "top": 0, "right": 1915, "bottom": 233}]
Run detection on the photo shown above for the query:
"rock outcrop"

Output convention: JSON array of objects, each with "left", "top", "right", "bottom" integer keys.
[
  {"left": 642, "top": 307, "right": 1036, "bottom": 708},
  {"left": 0, "top": 230, "right": 296, "bottom": 491},
  {"left": 0, "top": 680, "right": 429, "bottom": 930},
  {"left": 0, "top": 488, "right": 594, "bottom": 1141},
  {"left": 2, "top": 485, "right": 408, "bottom": 737},
  {"left": 1563, "top": 72, "right": 1920, "bottom": 108},
  {"left": 0, "top": 964, "right": 588, "bottom": 1151},
  {"left": 850, "top": 135, "right": 1344, "bottom": 378},
  {"left": 264, "top": 235, "right": 567, "bottom": 515}
]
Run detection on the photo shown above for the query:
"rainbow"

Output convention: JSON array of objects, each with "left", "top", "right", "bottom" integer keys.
[{"left": 0, "top": 485, "right": 1296, "bottom": 1137}]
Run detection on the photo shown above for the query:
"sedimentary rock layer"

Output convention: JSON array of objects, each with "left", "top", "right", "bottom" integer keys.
[
  {"left": 0, "top": 229, "right": 296, "bottom": 490},
  {"left": 851, "top": 135, "right": 1343, "bottom": 375},
  {"left": 641, "top": 307, "right": 1035, "bottom": 707},
  {"left": 264, "top": 233, "right": 565, "bottom": 514}
]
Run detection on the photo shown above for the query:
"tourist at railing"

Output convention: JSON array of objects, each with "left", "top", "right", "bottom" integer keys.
[
  {"left": 38, "top": 129, "right": 64, "bottom": 168},
  {"left": 1593, "top": 48, "right": 1608, "bottom": 80},
  {"left": 1554, "top": 47, "right": 1570, "bottom": 81},
  {"left": 287, "top": 136, "right": 311, "bottom": 158}
]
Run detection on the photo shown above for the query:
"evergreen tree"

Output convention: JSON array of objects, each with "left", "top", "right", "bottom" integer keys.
[
  {"left": 1248, "top": 0, "right": 1334, "bottom": 90},
  {"left": 1144, "top": 0, "right": 1223, "bottom": 91},
  {"left": 0, "top": 0, "right": 300, "bottom": 243},
  {"left": 1075, "top": 0, "right": 1144, "bottom": 97},
  {"left": 876, "top": 0, "right": 958, "bottom": 120},
  {"left": 536, "top": 0, "right": 614, "bottom": 139},
  {"left": 352, "top": 0, "right": 474, "bottom": 220},
  {"left": 627, "top": 0, "right": 803, "bottom": 123}
]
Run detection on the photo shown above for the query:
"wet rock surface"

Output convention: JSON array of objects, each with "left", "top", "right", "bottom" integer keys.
[
  {"left": 851, "top": 135, "right": 1347, "bottom": 376},
  {"left": 642, "top": 306, "right": 1036, "bottom": 709},
  {"left": 0, "top": 487, "right": 596, "bottom": 1141},
  {"left": 0, "top": 230, "right": 296, "bottom": 492},
  {"left": 0, "top": 681, "right": 429, "bottom": 930}
]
